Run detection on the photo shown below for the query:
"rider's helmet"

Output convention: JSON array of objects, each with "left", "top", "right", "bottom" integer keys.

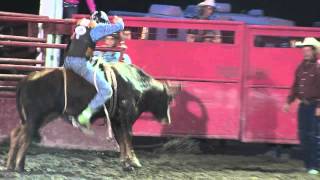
[{"left": 91, "top": 11, "right": 110, "bottom": 24}]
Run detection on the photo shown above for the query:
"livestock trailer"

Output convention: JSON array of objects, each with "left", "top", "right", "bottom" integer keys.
[{"left": 0, "top": 13, "right": 319, "bottom": 150}]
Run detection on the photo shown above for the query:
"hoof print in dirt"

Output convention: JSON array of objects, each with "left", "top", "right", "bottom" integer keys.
[{"left": 121, "top": 162, "right": 135, "bottom": 172}]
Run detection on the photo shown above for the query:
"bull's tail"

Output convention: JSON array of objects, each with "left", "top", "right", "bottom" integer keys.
[{"left": 15, "top": 80, "right": 27, "bottom": 124}]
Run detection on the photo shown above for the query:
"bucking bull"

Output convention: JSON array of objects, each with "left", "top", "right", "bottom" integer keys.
[{"left": 6, "top": 63, "right": 180, "bottom": 172}]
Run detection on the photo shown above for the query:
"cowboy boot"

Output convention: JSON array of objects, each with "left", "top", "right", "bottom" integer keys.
[{"left": 77, "top": 106, "right": 94, "bottom": 129}]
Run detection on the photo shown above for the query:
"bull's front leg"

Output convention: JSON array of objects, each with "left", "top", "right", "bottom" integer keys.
[
  {"left": 111, "top": 122, "right": 129, "bottom": 170},
  {"left": 119, "top": 122, "right": 137, "bottom": 171},
  {"left": 120, "top": 117, "right": 142, "bottom": 169},
  {"left": 124, "top": 125, "right": 141, "bottom": 168},
  {"left": 115, "top": 99, "right": 142, "bottom": 171}
]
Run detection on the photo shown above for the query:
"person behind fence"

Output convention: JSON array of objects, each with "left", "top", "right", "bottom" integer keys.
[
  {"left": 63, "top": 0, "right": 96, "bottom": 18},
  {"left": 283, "top": 37, "right": 320, "bottom": 175},
  {"left": 186, "top": 29, "right": 198, "bottom": 43},
  {"left": 120, "top": 28, "right": 132, "bottom": 40},
  {"left": 64, "top": 11, "right": 124, "bottom": 129},
  {"left": 93, "top": 33, "right": 132, "bottom": 64},
  {"left": 197, "top": 0, "right": 216, "bottom": 20},
  {"left": 202, "top": 30, "right": 222, "bottom": 43}
]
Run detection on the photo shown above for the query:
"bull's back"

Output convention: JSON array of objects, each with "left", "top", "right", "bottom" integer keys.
[
  {"left": 21, "top": 69, "right": 63, "bottom": 98},
  {"left": 110, "top": 63, "right": 155, "bottom": 93},
  {"left": 17, "top": 69, "right": 65, "bottom": 119}
]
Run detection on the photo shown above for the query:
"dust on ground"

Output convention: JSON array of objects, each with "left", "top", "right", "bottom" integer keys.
[{"left": 0, "top": 138, "right": 318, "bottom": 180}]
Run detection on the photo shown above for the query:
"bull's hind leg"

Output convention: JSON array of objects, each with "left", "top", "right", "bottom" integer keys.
[
  {"left": 14, "top": 124, "right": 34, "bottom": 172},
  {"left": 6, "top": 126, "right": 22, "bottom": 170}
]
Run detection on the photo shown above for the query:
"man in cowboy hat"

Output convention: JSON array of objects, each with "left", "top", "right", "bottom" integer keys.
[
  {"left": 284, "top": 37, "right": 320, "bottom": 175},
  {"left": 195, "top": 0, "right": 221, "bottom": 42},
  {"left": 197, "top": 0, "right": 216, "bottom": 20}
]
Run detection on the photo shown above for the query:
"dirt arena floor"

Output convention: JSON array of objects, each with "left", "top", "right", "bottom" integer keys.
[{"left": 0, "top": 138, "right": 319, "bottom": 180}]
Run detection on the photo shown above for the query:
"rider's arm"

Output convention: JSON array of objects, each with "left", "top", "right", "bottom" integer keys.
[
  {"left": 90, "top": 21, "right": 124, "bottom": 42},
  {"left": 287, "top": 64, "right": 301, "bottom": 105}
]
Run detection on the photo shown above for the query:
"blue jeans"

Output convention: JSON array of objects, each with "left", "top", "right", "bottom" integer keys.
[
  {"left": 298, "top": 102, "right": 320, "bottom": 170},
  {"left": 64, "top": 56, "right": 112, "bottom": 111}
]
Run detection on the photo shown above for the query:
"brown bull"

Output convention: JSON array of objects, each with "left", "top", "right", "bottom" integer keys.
[{"left": 6, "top": 63, "right": 180, "bottom": 172}]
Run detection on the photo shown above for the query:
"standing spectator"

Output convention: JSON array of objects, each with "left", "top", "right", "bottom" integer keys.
[
  {"left": 63, "top": 0, "right": 96, "bottom": 18},
  {"left": 196, "top": 0, "right": 223, "bottom": 42},
  {"left": 284, "top": 37, "right": 320, "bottom": 175},
  {"left": 197, "top": 0, "right": 216, "bottom": 20}
]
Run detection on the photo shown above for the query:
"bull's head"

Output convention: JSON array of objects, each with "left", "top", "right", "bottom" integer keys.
[{"left": 151, "top": 81, "right": 181, "bottom": 125}]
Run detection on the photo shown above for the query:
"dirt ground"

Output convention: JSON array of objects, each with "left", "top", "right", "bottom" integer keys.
[{"left": 0, "top": 138, "right": 318, "bottom": 180}]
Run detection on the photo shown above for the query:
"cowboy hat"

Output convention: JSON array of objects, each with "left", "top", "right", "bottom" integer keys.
[
  {"left": 198, "top": 0, "right": 216, "bottom": 7},
  {"left": 295, "top": 37, "right": 320, "bottom": 50}
]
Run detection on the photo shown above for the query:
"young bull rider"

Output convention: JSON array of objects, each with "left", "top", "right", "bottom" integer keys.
[
  {"left": 284, "top": 37, "right": 320, "bottom": 175},
  {"left": 64, "top": 11, "right": 124, "bottom": 129}
]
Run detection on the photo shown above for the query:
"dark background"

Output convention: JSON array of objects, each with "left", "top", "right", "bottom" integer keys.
[{"left": 1, "top": 0, "right": 319, "bottom": 26}]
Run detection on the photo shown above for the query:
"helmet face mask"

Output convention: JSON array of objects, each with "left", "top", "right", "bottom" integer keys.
[{"left": 91, "top": 11, "right": 110, "bottom": 24}]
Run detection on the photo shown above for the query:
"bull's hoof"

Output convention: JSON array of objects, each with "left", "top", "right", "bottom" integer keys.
[
  {"left": 129, "top": 157, "right": 142, "bottom": 168},
  {"left": 15, "top": 167, "right": 25, "bottom": 173},
  {"left": 121, "top": 161, "right": 135, "bottom": 172},
  {"left": 5, "top": 164, "right": 14, "bottom": 172},
  {"left": 5, "top": 167, "right": 14, "bottom": 172},
  {"left": 5, "top": 166, "right": 24, "bottom": 173}
]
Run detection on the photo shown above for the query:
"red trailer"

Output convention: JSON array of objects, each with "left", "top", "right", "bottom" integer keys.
[
  {"left": 0, "top": 14, "right": 320, "bottom": 150},
  {"left": 124, "top": 17, "right": 320, "bottom": 145}
]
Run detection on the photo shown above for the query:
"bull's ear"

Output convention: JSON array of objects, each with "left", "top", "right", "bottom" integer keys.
[{"left": 166, "top": 82, "right": 182, "bottom": 97}]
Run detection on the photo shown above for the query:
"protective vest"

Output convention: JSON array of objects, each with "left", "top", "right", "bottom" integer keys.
[{"left": 66, "top": 24, "right": 96, "bottom": 59}]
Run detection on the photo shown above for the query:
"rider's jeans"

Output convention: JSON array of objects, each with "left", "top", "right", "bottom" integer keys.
[{"left": 64, "top": 56, "right": 112, "bottom": 112}]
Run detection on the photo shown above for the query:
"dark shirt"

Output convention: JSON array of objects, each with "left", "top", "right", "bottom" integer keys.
[{"left": 287, "top": 59, "right": 320, "bottom": 107}]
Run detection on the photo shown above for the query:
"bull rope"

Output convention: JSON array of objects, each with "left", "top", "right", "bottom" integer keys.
[
  {"left": 93, "top": 68, "right": 115, "bottom": 140},
  {"left": 104, "top": 64, "right": 118, "bottom": 117},
  {"left": 62, "top": 68, "right": 67, "bottom": 113}
]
